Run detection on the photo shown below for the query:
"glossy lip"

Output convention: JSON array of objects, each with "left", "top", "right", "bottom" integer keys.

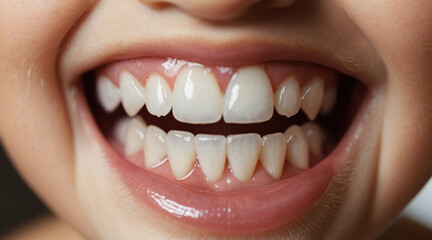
[{"left": 74, "top": 74, "right": 372, "bottom": 233}]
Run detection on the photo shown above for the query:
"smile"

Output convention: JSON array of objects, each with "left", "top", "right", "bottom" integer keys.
[{"left": 74, "top": 47, "right": 369, "bottom": 233}]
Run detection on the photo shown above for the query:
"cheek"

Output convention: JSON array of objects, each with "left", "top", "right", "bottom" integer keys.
[
  {"left": 0, "top": 0, "right": 96, "bottom": 237},
  {"left": 337, "top": 0, "right": 432, "bottom": 227}
]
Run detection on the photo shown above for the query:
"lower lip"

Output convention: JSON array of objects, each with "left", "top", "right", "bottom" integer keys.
[{"left": 75, "top": 82, "right": 365, "bottom": 234}]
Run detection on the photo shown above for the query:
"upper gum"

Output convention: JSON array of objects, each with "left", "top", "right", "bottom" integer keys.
[{"left": 97, "top": 57, "right": 339, "bottom": 91}]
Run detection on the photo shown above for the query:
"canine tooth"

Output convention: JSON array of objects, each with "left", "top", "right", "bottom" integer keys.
[
  {"left": 96, "top": 75, "right": 121, "bottom": 112},
  {"left": 301, "top": 122, "right": 323, "bottom": 158},
  {"left": 120, "top": 71, "right": 146, "bottom": 116},
  {"left": 145, "top": 74, "right": 172, "bottom": 117},
  {"left": 223, "top": 66, "right": 274, "bottom": 123},
  {"left": 284, "top": 125, "right": 309, "bottom": 170},
  {"left": 320, "top": 85, "right": 338, "bottom": 115},
  {"left": 114, "top": 117, "right": 130, "bottom": 145},
  {"left": 124, "top": 117, "right": 147, "bottom": 156},
  {"left": 144, "top": 125, "right": 167, "bottom": 169},
  {"left": 195, "top": 134, "right": 226, "bottom": 182},
  {"left": 172, "top": 66, "right": 223, "bottom": 123},
  {"left": 227, "top": 133, "right": 261, "bottom": 182},
  {"left": 260, "top": 133, "right": 287, "bottom": 179},
  {"left": 167, "top": 130, "right": 196, "bottom": 179},
  {"left": 274, "top": 77, "right": 301, "bottom": 118},
  {"left": 301, "top": 77, "right": 324, "bottom": 120}
]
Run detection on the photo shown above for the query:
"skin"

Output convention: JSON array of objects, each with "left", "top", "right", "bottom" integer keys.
[{"left": 1, "top": 0, "right": 432, "bottom": 239}]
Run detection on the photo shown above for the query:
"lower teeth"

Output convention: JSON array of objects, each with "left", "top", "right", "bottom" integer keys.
[{"left": 114, "top": 115, "right": 324, "bottom": 183}]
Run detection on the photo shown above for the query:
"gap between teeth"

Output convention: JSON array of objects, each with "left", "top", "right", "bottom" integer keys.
[
  {"left": 96, "top": 65, "right": 338, "bottom": 124},
  {"left": 119, "top": 116, "right": 324, "bottom": 182}
]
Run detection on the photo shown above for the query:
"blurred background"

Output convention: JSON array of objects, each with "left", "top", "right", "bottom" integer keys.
[
  {"left": 0, "top": 142, "right": 430, "bottom": 238},
  {"left": 0, "top": 144, "right": 48, "bottom": 235}
]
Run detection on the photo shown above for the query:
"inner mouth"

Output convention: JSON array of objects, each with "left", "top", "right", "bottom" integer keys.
[{"left": 82, "top": 57, "right": 364, "bottom": 192}]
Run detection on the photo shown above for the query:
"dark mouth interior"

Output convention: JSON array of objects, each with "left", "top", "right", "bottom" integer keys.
[{"left": 83, "top": 71, "right": 366, "bottom": 158}]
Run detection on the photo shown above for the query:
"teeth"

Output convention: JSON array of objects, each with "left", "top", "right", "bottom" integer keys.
[
  {"left": 301, "top": 77, "right": 324, "bottom": 120},
  {"left": 172, "top": 66, "right": 223, "bottom": 123},
  {"left": 260, "top": 133, "right": 287, "bottom": 179},
  {"left": 145, "top": 74, "right": 172, "bottom": 117},
  {"left": 195, "top": 134, "right": 227, "bottom": 182},
  {"left": 167, "top": 130, "right": 196, "bottom": 179},
  {"left": 301, "top": 122, "right": 323, "bottom": 158},
  {"left": 274, "top": 77, "right": 301, "bottom": 118},
  {"left": 120, "top": 71, "right": 146, "bottom": 116},
  {"left": 223, "top": 66, "right": 274, "bottom": 123},
  {"left": 144, "top": 125, "right": 167, "bottom": 169},
  {"left": 227, "top": 133, "right": 261, "bottom": 182},
  {"left": 96, "top": 75, "right": 121, "bottom": 112},
  {"left": 320, "top": 85, "right": 338, "bottom": 115},
  {"left": 114, "top": 117, "right": 130, "bottom": 145},
  {"left": 124, "top": 117, "right": 147, "bottom": 156},
  {"left": 284, "top": 125, "right": 309, "bottom": 170}
]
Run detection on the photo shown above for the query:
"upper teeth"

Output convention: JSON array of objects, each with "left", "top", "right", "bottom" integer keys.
[
  {"left": 96, "top": 75, "right": 121, "bottom": 113},
  {"left": 119, "top": 71, "right": 146, "bottom": 116},
  {"left": 223, "top": 66, "right": 274, "bottom": 123},
  {"left": 96, "top": 65, "right": 337, "bottom": 124},
  {"left": 116, "top": 117, "right": 324, "bottom": 182},
  {"left": 145, "top": 74, "right": 172, "bottom": 117},
  {"left": 172, "top": 65, "right": 223, "bottom": 123}
]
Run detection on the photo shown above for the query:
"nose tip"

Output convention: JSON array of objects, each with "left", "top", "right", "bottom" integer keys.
[{"left": 141, "top": 0, "right": 296, "bottom": 21}]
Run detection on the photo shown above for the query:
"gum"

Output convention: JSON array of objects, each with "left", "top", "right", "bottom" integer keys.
[{"left": 97, "top": 57, "right": 339, "bottom": 91}]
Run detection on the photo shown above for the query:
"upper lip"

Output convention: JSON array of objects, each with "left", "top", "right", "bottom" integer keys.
[{"left": 59, "top": 34, "right": 377, "bottom": 87}]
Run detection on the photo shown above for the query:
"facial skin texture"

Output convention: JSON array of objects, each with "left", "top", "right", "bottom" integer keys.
[{"left": 1, "top": 0, "right": 432, "bottom": 239}]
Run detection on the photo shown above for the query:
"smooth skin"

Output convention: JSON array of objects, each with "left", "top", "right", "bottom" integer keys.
[{"left": 1, "top": 0, "right": 432, "bottom": 239}]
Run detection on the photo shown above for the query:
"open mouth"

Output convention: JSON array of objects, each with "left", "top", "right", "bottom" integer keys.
[{"left": 79, "top": 57, "right": 365, "bottom": 233}]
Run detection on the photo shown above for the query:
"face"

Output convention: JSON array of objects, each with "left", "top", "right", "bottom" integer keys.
[{"left": 1, "top": 0, "right": 432, "bottom": 239}]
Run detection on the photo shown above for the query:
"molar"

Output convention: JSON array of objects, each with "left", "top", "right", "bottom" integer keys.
[
  {"left": 227, "top": 133, "right": 262, "bottom": 182},
  {"left": 114, "top": 117, "right": 130, "bottom": 145},
  {"left": 172, "top": 65, "right": 223, "bottom": 124},
  {"left": 144, "top": 125, "right": 167, "bottom": 169},
  {"left": 320, "top": 84, "right": 338, "bottom": 115},
  {"left": 301, "top": 77, "right": 324, "bottom": 120},
  {"left": 274, "top": 76, "right": 301, "bottom": 118},
  {"left": 284, "top": 125, "right": 309, "bottom": 170},
  {"left": 167, "top": 130, "right": 196, "bottom": 179},
  {"left": 119, "top": 71, "right": 146, "bottom": 116},
  {"left": 145, "top": 74, "right": 172, "bottom": 117},
  {"left": 96, "top": 75, "right": 121, "bottom": 112},
  {"left": 301, "top": 122, "right": 324, "bottom": 158},
  {"left": 124, "top": 117, "right": 147, "bottom": 156},
  {"left": 260, "top": 133, "right": 287, "bottom": 179},
  {"left": 223, "top": 66, "right": 274, "bottom": 123},
  {"left": 195, "top": 134, "right": 227, "bottom": 182}
]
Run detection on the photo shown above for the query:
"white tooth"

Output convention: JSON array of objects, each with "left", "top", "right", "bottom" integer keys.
[
  {"left": 114, "top": 117, "right": 130, "bottom": 145},
  {"left": 320, "top": 85, "right": 338, "bottom": 115},
  {"left": 145, "top": 74, "right": 172, "bottom": 117},
  {"left": 124, "top": 117, "right": 147, "bottom": 156},
  {"left": 301, "top": 122, "right": 323, "bottom": 158},
  {"left": 223, "top": 66, "right": 274, "bottom": 123},
  {"left": 274, "top": 77, "right": 301, "bottom": 118},
  {"left": 167, "top": 130, "right": 196, "bottom": 179},
  {"left": 172, "top": 66, "right": 223, "bottom": 123},
  {"left": 144, "top": 125, "right": 167, "bottom": 169},
  {"left": 284, "top": 125, "right": 309, "bottom": 170},
  {"left": 195, "top": 134, "right": 226, "bottom": 182},
  {"left": 120, "top": 71, "right": 146, "bottom": 116},
  {"left": 227, "top": 133, "right": 261, "bottom": 182},
  {"left": 96, "top": 75, "right": 121, "bottom": 112},
  {"left": 301, "top": 77, "right": 324, "bottom": 120},
  {"left": 260, "top": 133, "right": 287, "bottom": 179}
]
